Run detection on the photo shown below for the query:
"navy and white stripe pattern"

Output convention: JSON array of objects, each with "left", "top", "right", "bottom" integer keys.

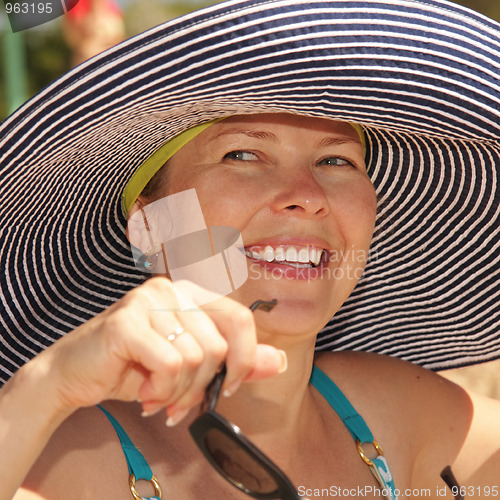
[{"left": 0, "top": 0, "right": 499, "bottom": 382}]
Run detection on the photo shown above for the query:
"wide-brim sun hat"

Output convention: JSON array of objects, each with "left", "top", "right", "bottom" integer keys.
[{"left": 0, "top": 0, "right": 499, "bottom": 384}]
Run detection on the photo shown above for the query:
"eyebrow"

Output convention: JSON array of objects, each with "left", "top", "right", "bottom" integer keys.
[
  {"left": 213, "top": 129, "right": 278, "bottom": 141},
  {"left": 317, "top": 136, "right": 361, "bottom": 147},
  {"left": 213, "top": 128, "right": 360, "bottom": 146}
]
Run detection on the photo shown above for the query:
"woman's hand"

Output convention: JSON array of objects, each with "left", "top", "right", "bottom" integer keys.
[
  {"left": 40, "top": 277, "right": 286, "bottom": 420},
  {"left": 0, "top": 277, "right": 286, "bottom": 499}
]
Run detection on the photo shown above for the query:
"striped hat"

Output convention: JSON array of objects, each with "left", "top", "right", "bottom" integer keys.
[{"left": 0, "top": 0, "right": 499, "bottom": 383}]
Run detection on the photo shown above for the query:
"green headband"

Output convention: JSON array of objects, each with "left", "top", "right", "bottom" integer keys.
[
  {"left": 122, "top": 119, "right": 221, "bottom": 214},
  {"left": 350, "top": 122, "right": 366, "bottom": 152},
  {"left": 122, "top": 118, "right": 366, "bottom": 214}
]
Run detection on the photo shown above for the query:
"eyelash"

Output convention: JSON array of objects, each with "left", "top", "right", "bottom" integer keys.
[
  {"left": 223, "top": 150, "right": 258, "bottom": 161},
  {"left": 317, "top": 156, "right": 356, "bottom": 168},
  {"left": 223, "top": 151, "right": 358, "bottom": 169}
]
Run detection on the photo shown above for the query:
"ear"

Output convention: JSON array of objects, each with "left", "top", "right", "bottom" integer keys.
[
  {"left": 126, "top": 197, "right": 169, "bottom": 276},
  {"left": 125, "top": 198, "right": 147, "bottom": 242}
]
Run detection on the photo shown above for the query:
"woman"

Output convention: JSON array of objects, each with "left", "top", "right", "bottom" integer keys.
[{"left": 0, "top": 0, "right": 499, "bottom": 499}]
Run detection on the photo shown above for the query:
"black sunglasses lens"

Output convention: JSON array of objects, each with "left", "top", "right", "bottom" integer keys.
[{"left": 203, "top": 427, "right": 279, "bottom": 494}]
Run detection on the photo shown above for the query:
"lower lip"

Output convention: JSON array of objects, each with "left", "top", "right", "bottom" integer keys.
[{"left": 246, "top": 257, "right": 326, "bottom": 280}]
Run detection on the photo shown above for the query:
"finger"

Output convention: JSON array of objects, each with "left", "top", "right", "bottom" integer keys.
[
  {"left": 243, "top": 344, "right": 288, "bottom": 382},
  {"left": 141, "top": 280, "right": 285, "bottom": 412},
  {"left": 216, "top": 345, "right": 288, "bottom": 400},
  {"left": 135, "top": 278, "right": 206, "bottom": 401},
  {"left": 164, "top": 309, "right": 228, "bottom": 410},
  {"left": 116, "top": 279, "right": 214, "bottom": 415},
  {"left": 140, "top": 284, "right": 215, "bottom": 407},
  {"left": 117, "top": 280, "right": 186, "bottom": 400},
  {"left": 159, "top": 280, "right": 255, "bottom": 412},
  {"left": 198, "top": 295, "right": 258, "bottom": 387},
  {"left": 171, "top": 280, "right": 256, "bottom": 384},
  {"left": 174, "top": 280, "right": 284, "bottom": 389},
  {"left": 164, "top": 344, "right": 288, "bottom": 423},
  {"left": 118, "top": 325, "right": 184, "bottom": 404}
]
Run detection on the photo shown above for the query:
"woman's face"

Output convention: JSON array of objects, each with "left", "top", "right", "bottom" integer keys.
[{"left": 159, "top": 114, "right": 377, "bottom": 342}]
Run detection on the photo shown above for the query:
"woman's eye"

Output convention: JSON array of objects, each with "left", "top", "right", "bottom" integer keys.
[
  {"left": 224, "top": 150, "right": 258, "bottom": 161},
  {"left": 317, "top": 157, "right": 355, "bottom": 168}
]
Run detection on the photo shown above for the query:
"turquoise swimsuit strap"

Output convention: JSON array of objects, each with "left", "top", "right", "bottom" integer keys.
[
  {"left": 98, "top": 368, "right": 395, "bottom": 500},
  {"left": 309, "top": 365, "right": 373, "bottom": 444},
  {"left": 310, "top": 366, "right": 398, "bottom": 500},
  {"left": 97, "top": 405, "right": 155, "bottom": 482}
]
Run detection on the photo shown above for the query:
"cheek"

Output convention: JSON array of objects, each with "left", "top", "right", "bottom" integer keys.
[
  {"left": 331, "top": 180, "right": 377, "bottom": 246},
  {"left": 175, "top": 171, "right": 256, "bottom": 228}
]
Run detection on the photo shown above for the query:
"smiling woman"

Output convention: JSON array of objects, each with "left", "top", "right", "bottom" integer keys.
[
  {"left": 0, "top": 0, "right": 499, "bottom": 499},
  {"left": 133, "top": 114, "right": 376, "bottom": 339}
]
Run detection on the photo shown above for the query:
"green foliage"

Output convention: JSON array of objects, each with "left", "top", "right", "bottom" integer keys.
[
  {"left": 452, "top": 0, "right": 500, "bottom": 21},
  {"left": 1, "top": 23, "right": 71, "bottom": 120},
  {"left": 124, "top": 0, "right": 220, "bottom": 36},
  {"left": 24, "top": 24, "right": 71, "bottom": 94}
]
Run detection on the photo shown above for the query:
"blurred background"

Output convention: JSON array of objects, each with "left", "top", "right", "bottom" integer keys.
[
  {"left": 1, "top": 0, "right": 499, "bottom": 399},
  {"left": 1, "top": 0, "right": 500, "bottom": 118}
]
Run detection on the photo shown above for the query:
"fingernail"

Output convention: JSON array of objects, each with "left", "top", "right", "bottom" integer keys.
[
  {"left": 166, "top": 408, "right": 190, "bottom": 427},
  {"left": 223, "top": 379, "right": 242, "bottom": 398},
  {"left": 141, "top": 407, "right": 162, "bottom": 418},
  {"left": 278, "top": 349, "right": 288, "bottom": 373}
]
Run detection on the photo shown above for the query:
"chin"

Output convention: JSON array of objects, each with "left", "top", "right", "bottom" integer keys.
[{"left": 228, "top": 285, "right": 341, "bottom": 338}]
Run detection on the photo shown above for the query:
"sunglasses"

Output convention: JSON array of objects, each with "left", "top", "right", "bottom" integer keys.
[
  {"left": 189, "top": 299, "right": 301, "bottom": 500},
  {"left": 441, "top": 466, "right": 464, "bottom": 500}
]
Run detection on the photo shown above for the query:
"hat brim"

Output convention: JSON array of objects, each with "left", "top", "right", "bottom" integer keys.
[{"left": 1, "top": 0, "right": 499, "bottom": 382}]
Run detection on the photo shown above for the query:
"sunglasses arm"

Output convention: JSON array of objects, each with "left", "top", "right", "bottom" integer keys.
[{"left": 203, "top": 299, "right": 278, "bottom": 413}]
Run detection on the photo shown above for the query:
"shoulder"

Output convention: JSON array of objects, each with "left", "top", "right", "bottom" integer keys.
[
  {"left": 314, "top": 350, "right": 468, "bottom": 409},
  {"left": 314, "top": 350, "right": 471, "bottom": 441},
  {"left": 313, "top": 351, "right": 472, "bottom": 487},
  {"left": 17, "top": 405, "right": 130, "bottom": 499},
  {"left": 314, "top": 350, "right": 469, "bottom": 405}
]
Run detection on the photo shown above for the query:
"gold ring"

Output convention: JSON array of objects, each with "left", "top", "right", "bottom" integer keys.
[
  {"left": 166, "top": 326, "right": 185, "bottom": 342},
  {"left": 356, "top": 439, "right": 384, "bottom": 466},
  {"left": 129, "top": 473, "right": 162, "bottom": 499}
]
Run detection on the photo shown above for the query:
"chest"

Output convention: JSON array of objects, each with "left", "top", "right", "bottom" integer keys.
[{"left": 96, "top": 425, "right": 401, "bottom": 500}]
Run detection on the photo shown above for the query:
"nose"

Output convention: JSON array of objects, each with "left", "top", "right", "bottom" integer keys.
[{"left": 270, "top": 167, "right": 330, "bottom": 217}]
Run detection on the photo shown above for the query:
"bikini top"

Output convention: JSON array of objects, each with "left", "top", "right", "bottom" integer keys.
[{"left": 98, "top": 366, "right": 398, "bottom": 500}]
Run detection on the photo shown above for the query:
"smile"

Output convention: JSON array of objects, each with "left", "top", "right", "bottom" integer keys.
[{"left": 244, "top": 245, "right": 326, "bottom": 269}]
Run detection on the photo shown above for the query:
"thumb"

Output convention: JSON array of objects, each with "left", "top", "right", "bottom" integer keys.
[{"left": 243, "top": 344, "right": 288, "bottom": 382}]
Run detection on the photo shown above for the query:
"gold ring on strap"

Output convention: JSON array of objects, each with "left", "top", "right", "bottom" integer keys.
[
  {"left": 129, "top": 473, "right": 162, "bottom": 500},
  {"left": 356, "top": 439, "right": 385, "bottom": 467}
]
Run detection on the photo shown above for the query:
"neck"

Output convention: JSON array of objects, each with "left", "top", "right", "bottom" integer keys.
[{"left": 216, "top": 340, "right": 317, "bottom": 444}]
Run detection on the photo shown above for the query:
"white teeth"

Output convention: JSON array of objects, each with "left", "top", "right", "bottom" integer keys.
[
  {"left": 245, "top": 245, "right": 325, "bottom": 267},
  {"left": 311, "top": 248, "right": 322, "bottom": 266},
  {"left": 286, "top": 246, "right": 298, "bottom": 262},
  {"left": 274, "top": 247, "right": 286, "bottom": 261},
  {"left": 298, "top": 248, "right": 309, "bottom": 263},
  {"left": 264, "top": 245, "right": 274, "bottom": 262}
]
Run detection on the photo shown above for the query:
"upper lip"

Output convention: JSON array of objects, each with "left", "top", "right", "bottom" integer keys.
[{"left": 243, "top": 236, "right": 333, "bottom": 250}]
